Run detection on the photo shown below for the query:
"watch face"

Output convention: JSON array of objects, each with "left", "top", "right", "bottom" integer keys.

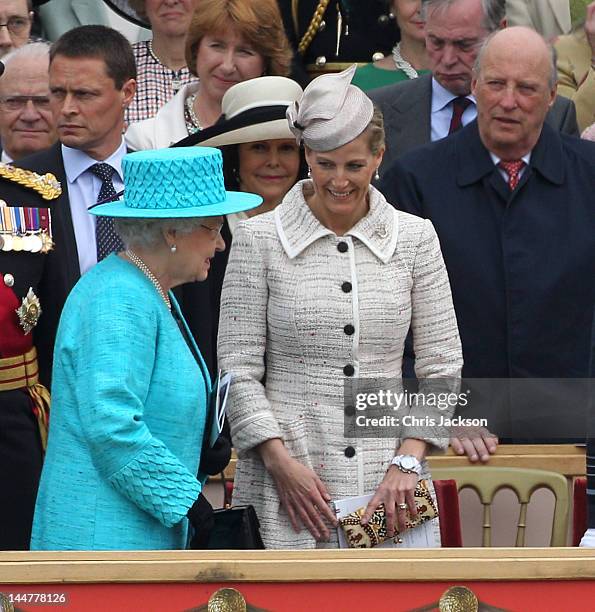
[{"left": 401, "top": 456, "right": 416, "bottom": 470}]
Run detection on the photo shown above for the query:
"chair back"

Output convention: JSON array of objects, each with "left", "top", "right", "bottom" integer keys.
[{"left": 431, "top": 467, "right": 569, "bottom": 546}]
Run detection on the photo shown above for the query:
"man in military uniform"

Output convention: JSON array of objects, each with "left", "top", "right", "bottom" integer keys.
[
  {"left": 278, "top": 0, "right": 400, "bottom": 77},
  {"left": 0, "top": 164, "right": 61, "bottom": 550}
]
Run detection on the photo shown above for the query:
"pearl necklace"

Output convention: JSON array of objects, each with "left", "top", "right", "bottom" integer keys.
[
  {"left": 126, "top": 249, "right": 171, "bottom": 310},
  {"left": 391, "top": 43, "right": 419, "bottom": 80},
  {"left": 185, "top": 93, "right": 202, "bottom": 134}
]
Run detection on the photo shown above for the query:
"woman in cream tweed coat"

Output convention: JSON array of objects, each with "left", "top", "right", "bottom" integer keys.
[{"left": 218, "top": 66, "right": 463, "bottom": 549}]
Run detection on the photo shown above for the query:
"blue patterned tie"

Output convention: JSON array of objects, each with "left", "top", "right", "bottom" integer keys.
[{"left": 90, "top": 162, "right": 124, "bottom": 260}]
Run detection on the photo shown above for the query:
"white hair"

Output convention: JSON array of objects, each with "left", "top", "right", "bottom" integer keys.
[
  {"left": 2, "top": 41, "right": 50, "bottom": 68},
  {"left": 114, "top": 217, "right": 206, "bottom": 250}
]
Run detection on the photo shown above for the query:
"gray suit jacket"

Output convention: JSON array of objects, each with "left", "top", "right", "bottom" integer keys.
[
  {"left": 369, "top": 73, "right": 579, "bottom": 171},
  {"left": 505, "top": 0, "right": 571, "bottom": 40}
]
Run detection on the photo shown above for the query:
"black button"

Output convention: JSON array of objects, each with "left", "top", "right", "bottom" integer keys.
[
  {"left": 344, "top": 324, "right": 355, "bottom": 336},
  {"left": 337, "top": 241, "right": 348, "bottom": 253},
  {"left": 345, "top": 405, "right": 356, "bottom": 417},
  {"left": 343, "top": 364, "right": 354, "bottom": 376},
  {"left": 344, "top": 446, "right": 356, "bottom": 458},
  {"left": 341, "top": 281, "right": 352, "bottom": 293}
]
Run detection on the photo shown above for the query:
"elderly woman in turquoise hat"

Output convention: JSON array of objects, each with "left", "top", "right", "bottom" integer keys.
[{"left": 30, "top": 147, "right": 260, "bottom": 551}]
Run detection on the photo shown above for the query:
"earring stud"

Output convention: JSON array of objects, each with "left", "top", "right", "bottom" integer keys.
[{"left": 170, "top": 244, "right": 177, "bottom": 253}]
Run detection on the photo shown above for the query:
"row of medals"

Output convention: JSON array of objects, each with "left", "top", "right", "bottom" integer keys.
[{"left": 0, "top": 231, "right": 53, "bottom": 253}]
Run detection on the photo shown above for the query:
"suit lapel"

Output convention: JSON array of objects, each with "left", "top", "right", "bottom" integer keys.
[
  {"left": 547, "top": 0, "right": 571, "bottom": 34},
  {"left": 387, "top": 74, "right": 432, "bottom": 158},
  {"left": 43, "top": 143, "right": 80, "bottom": 290}
]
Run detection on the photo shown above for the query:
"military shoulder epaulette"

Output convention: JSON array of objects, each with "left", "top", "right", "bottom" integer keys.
[{"left": 0, "top": 163, "right": 62, "bottom": 201}]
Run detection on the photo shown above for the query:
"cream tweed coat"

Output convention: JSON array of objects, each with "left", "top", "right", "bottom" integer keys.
[{"left": 218, "top": 181, "right": 462, "bottom": 549}]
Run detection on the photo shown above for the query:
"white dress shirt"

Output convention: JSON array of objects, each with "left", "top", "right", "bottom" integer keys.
[
  {"left": 62, "top": 138, "right": 126, "bottom": 275},
  {"left": 431, "top": 78, "right": 476, "bottom": 141}
]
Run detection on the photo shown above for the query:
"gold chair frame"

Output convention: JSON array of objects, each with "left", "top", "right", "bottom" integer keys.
[{"left": 431, "top": 467, "right": 570, "bottom": 547}]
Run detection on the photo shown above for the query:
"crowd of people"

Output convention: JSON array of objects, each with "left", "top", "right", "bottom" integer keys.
[{"left": 0, "top": 0, "right": 594, "bottom": 552}]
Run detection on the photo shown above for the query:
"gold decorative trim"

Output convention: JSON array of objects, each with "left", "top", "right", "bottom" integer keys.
[
  {"left": 439, "top": 586, "right": 479, "bottom": 612},
  {"left": 208, "top": 588, "right": 247, "bottom": 612},
  {"left": 298, "top": 0, "right": 331, "bottom": 55},
  {"left": 0, "top": 163, "right": 62, "bottom": 200},
  {"left": 291, "top": 0, "right": 299, "bottom": 37}
]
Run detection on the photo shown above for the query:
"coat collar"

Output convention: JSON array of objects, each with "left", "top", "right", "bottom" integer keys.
[
  {"left": 456, "top": 120, "right": 565, "bottom": 187},
  {"left": 275, "top": 180, "right": 398, "bottom": 263}
]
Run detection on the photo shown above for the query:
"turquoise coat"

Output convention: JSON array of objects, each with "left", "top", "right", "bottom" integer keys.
[{"left": 31, "top": 255, "right": 209, "bottom": 550}]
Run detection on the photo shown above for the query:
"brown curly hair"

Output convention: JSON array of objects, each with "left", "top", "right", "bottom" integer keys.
[{"left": 185, "top": 0, "right": 292, "bottom": 78}]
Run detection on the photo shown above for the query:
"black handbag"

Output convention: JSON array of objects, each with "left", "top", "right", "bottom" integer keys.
[{"left": 206, "top": 505, "right": 265, "bottom": 549}]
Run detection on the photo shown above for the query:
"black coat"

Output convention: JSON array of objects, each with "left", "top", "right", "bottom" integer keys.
[
  {"left": 381, "top": 121, "right": 595, "bottom": 379},
  {"left": 380, "top": 122, "right": 595, "bottom": 440},
  {"left": 278, "top": 0, "right": 399, "bottom": 72}
]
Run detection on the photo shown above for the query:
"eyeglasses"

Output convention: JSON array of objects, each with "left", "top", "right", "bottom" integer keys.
[
  {"left": 0, "top": 95, "right": 51, "bottom": 111},
  {"left": 0, "top": 16, "right": 31, "bottom": 35},
  {"left": 200, "top": 223, "right": 224, "bottom": 237}
]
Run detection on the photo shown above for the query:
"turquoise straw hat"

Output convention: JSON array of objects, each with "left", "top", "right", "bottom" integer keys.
[{"left": 91, "top": 147, "right": 261, "bottom": 218}]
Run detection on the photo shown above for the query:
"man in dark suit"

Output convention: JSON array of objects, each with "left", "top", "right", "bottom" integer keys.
[
  {"left": 15, "top": 25, "right": 136, "bottom": 386},
  {"left": 370, "top": 0, "right": 578, "bottom": 171},
  {"left": 380, "top": 27, "right": 595, "bottom": 460}
]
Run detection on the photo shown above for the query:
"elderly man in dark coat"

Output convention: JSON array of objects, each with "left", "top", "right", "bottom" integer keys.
[{"left": 379, "top": 26, "right": 595, "bottom": 460}]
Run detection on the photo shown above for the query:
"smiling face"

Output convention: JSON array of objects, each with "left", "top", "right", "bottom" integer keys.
[
  {"left": 49, "top": 54, "right": 135, "bottom": 160},
  {"left": 393, "top": 0, "right": 425, "bottom": 43},
  {"left": 194, "top": 26, "right": 265, "bottom": 105},
  {"left": 237, "top": 139, "right": 300, "bottom": 209},
  {"left": 169, "top": 217, "right": 225, "bottom": 283},
  {"left": 305, "top": 131, "right": 384, "bottom": 233},
  {"left": 425, "top": 0, "right": 489, "bottom": 95},
  {"left": 472, "top": 28, "right": 556, "bottom": 160},
  {"left": 145, "top": 0, "right": 197, "bottom": 38},
  {"left": 0, "top": 53, "right": 57, "bottom": 160}
]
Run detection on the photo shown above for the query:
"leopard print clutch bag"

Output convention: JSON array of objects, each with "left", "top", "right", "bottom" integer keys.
[{"left": 338, "top": 479, "right": 438, "bottom": 548}]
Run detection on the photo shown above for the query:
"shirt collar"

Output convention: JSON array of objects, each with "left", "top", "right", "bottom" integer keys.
[
  {"left": 456, "top": 121, "right": 565, "bottom": 187},
  {"left": 489, "top": 151, "right": 532, "bottom": 167},
  {"left": 62, "top": 137, "right": 127, "bottom": 184},
  {"left": 275, "top": 180, "right": 399, "bottom": 263},
  {"left": 431, "top": 77, "right": 475, "bottom": 113}
]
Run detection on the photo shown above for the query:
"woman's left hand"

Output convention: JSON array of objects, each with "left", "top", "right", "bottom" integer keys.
[{"left": 361, "top": 467, "right": 419, "bottom": 538}]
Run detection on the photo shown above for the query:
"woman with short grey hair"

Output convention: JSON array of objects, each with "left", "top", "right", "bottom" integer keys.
[{"left": 31, "top": 147, "right": 260, "bottom": 550}]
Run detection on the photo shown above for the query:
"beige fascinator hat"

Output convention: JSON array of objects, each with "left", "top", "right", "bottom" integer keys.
[{"left": 287, "top": 64, "right": 374, "bottom": 152}]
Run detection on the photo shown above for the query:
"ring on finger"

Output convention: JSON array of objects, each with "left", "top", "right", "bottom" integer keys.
[{"left": 397, "top": 502, "right": 408, "bottom": 510}]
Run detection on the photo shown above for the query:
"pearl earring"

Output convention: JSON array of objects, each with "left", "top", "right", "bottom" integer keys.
[
  {"left": 171, "top": 244, "right": 177, "bottom": 253},
  {"left": 374, "top": 168, "right": 380, "bottom": 181},
  {"left": 307, "top": 166, "right": 312, "bottom": 178}
]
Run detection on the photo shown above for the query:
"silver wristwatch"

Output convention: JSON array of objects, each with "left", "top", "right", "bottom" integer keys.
[{"left": 390, "top": 454, "right": 422, "bottom": 475}]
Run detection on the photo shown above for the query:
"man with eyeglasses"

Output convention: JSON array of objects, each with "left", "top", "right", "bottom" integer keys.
[
  {"left": 0, "top": 42, "right": 57, "bottom": 161},
  {"left": 0, "top": 0, "right": 33, "bottom": 58},
  {"left": 369, "top": 0, "right": 579, "bottom": 172}
]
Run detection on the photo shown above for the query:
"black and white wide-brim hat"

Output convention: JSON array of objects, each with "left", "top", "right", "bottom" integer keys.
[
  {"left": 173, "top": 76, "right": 304, "bottom": 149},
  {"left": 102, "top": 0, "right": 150, "bottom": 29}
]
